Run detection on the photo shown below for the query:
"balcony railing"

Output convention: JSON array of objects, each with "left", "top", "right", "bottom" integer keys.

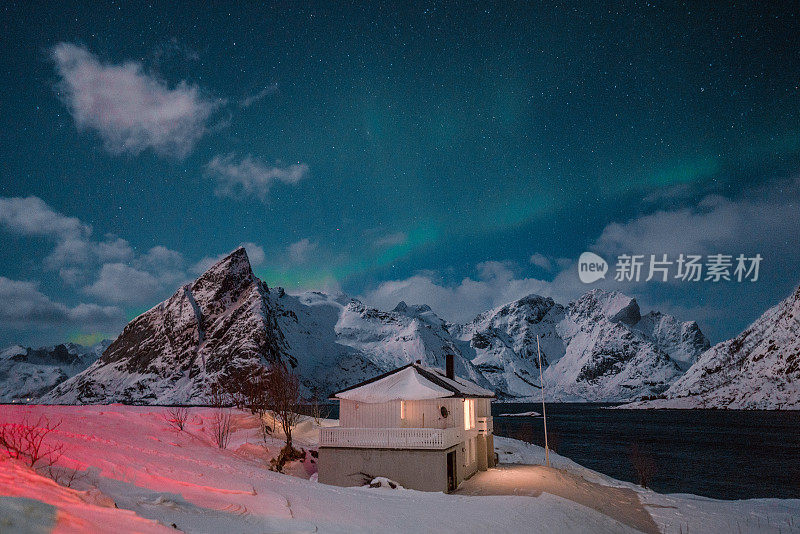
[
  {"left": 477, "top": 416, "right": 493, "bottom": 433},
  {"left": 319, "top": 426, "right": 464, "bottom": 450}
]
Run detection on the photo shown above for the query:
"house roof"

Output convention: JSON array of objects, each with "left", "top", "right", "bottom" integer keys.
[{"left": 331, "top": 363, "right": 495, "bottom": 403}]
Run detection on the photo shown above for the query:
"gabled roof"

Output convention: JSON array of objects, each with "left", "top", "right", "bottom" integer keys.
[{"left": 331, "top": 363, "right": 495, "bottom": 403}]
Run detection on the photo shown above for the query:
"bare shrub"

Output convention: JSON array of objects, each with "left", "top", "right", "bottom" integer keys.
[
  {"left": 243, "top": 368, "right": 270, "bottom": 418},
  {"left": 163, "top": 406, "right": 190, "bottom": 431},
  {"left": 309, "top": 394, "right": 330, "bottom": 425},
  {"left": 208, "top": 382, "right": 233, "bottom": 449},
  {"left": 45, "top": 464, "right": 86, "bottom": 488},
  {"left": 0, "top": 415, "right": 65, "bottom": 468},
  {"left": 265, "top": 363, "right": 303, "bottom": 452},
  {"left": 630, "top": 443, "right": 657, "bottom": 488}
]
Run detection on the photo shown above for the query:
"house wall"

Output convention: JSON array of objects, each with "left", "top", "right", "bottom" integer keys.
[
  {"left": 475, "top": 398, "right": 491, "bottom": 418},
  {"left": 318, "top": 438, "right": 480, "bottom": 492},
  {"left": 340, "top": 397, "right": 467, "bottom": 429}
]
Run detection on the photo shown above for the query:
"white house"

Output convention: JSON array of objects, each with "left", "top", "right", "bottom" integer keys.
[{"left": 318, "top": 355, "right": 496, "bottom": 492}]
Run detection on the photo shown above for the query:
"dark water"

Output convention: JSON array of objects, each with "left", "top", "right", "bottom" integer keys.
[
  {"left": 492, "top": 403, "right": 800, "bottom": 500},
  {"left": 317, "top": 402, "right": 800, "bottom": 500}
]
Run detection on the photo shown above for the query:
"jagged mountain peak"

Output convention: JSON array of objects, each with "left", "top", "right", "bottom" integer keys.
[
  {"left": 633, "top": 281, "right": 800, "bottom": 409},
  {"left": 570, "top": 289, "right": 641, "bottom": 326},
  {"left": 392, "top": 301, "right": 433, "bottom": 316},
  {"left": 194, "top": 246, "right": 255, "bottom": 288}
]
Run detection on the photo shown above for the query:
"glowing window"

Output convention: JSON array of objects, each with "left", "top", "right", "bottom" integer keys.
[
  {"left": 464, "top": 399, "right": 476, "bottom": 430},
  {"left": 400, "top": 400, "right": 406, "bottom": 420}
]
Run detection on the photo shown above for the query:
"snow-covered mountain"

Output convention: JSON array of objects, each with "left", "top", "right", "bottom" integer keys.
[
  {"left": 450, "top": 295, "right": 566, "bottom": 398},
  {"left": 44, "top": 247, "right": 288, "bottom": 404},
  {"left": 452, "top": 290, "right": 709, "bottom": 401},
  {"left": 625, "top": 284, "right": 800, "bottom": 409},
  {"left": 32, "top": 247, "right": 716, "bottom": 405},
  {"left": 0, "top": 341, "right": 109, "bottom": 402},
  {"left": 273, "top": 292, "right": 489, "bottom": 397},
  {"left": 44, "top": 248, "right": 490, "bottom": 404}
]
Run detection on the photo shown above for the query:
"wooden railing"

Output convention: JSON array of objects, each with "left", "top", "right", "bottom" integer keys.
[
  {"left": 319, "top": 426, "right": 463, "bottom": 450},
  {"left": 477, "top": 416, "right": 493, "bottom": 434}
]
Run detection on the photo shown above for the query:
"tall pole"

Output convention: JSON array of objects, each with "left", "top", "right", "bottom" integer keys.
[{"left": 537, "top": 335, "right": 550, "bottom": 468}]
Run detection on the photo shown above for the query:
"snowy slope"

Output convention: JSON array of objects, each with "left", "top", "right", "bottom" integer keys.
[
  {"left": 1, "top": 405, "right": 797, "bottom": 534},
  {"left": 625, "top": 284, "right": 800, "bottom": 409},
  {"left": 273, "top": 292, "right": 491, "bottom": 396},
  {"left": 452, "top": 289, "right": 709, "bottom": 401},
  {"left": 44, "top": 247, "right": 289, "bottom": 404},
  {"left": 31, "top": 245, "right": 707, "bottom": 405},
  {"left": 451, "top": 295, "right": 566, "bottom": 398},
  {"left": 43, "top": 249, "right": 489, "bottom": 405},
  {"left": 0, "top": 341, "right": 109, "bottom": 402}
]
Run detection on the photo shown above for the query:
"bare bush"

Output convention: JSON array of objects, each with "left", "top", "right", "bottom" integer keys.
[
  {"left": 269, "top": 445, "right": 306, "bottom": 473},
  {"left": 163, "top": 406, "right": 190, "bottom": 431},
  {"left": 210, "top": 410, "right": 232, "bottom": 449},
  {"left": 630, "top": 443, "right": 657, "bottom": 488},
  {"left": 243, "top": 368, "right": 270, "bottom": 418},
  {"left": 208, "top": 381, "right": 233, "bottom": 449},
  {"left": 0, "top": 415, "right": 65, "bottom": 469},
  {"left": 265, "top": 363, "right": 303, "bottom": 451},
  {"left": 45, "top": 464, "right": 86, "bottom": 488},
  {"left": 309, "top": 394, "right": 330, "bottom": 425}
]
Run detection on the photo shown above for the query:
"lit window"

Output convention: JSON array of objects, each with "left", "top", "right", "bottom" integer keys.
[
  {"left": 400, "top": 400, "right": 406, "bottom": 419},
  {"left": 464, "top": 399, "right": 476, "bottom": 430}
]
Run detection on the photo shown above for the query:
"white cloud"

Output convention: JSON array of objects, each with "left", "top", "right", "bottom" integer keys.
[
  {"left": 0, "top": 195, "right": 190, "bottom": 304},
  {"left": 84, "top": 263, "right": 163, "bottom": 304},
  {"left": 529, "top": 253, "right": 552, "bottom": 271},
  {"left": 287, "top": 238, "right": 317, "bottom": 264},
  {"left": 205, "top": 154, "right": 309, "bottom": 201},
  {"left": 51, "top": 42, "right": 218, "bottom": 158},
  {"left": 0, "top": 196, "right": 89, "bottom": 239},
  {"left": 374, "top": 232, "right": 408, "bottom": 248},
  {"left": 360, "top": 261, "right": 555, "bottom": 323},
  {"left": 0, "top": 277, "right": 123, "bottom": 330},
  {"left": 592, "top": 178, "right": 800, "bottom": 268},
  {"left": 241, "top": 242, "right": 266, "bottom": 266},
  {"left": 240, "top": 84, "right": 278, "bottom": 108}
]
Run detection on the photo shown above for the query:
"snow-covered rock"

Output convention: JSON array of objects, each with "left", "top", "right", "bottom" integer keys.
[
  {"left": 43, "top": 248, "right": 489, "bottom": 404},
  {"left": 35, "top": 246, "right": 706, "bottom": 405},
  {"left": 626, "top": 284, "right": 800, "bottom": 409},
  {"left": 452, "top": 289, "right": 709, "bottom": 402},
  {"left": 44, "top": 247, "right": 289, "bottom": 404},
  {"left": 0, "top": 341, "right": 109, "bottom": 402},
  {"left": 451, "top": 295, "right": 566, "bottom": 399}
]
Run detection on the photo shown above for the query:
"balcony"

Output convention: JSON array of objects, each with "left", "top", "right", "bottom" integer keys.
[
  {"left": 319, "top": 426, "right": 464, "bottom": 450},
  {"left": 477, "top": 416, "right": 493, "bottom": 434}
]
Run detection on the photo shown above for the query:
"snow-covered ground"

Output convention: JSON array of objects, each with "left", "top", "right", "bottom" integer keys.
[{"left": 0, "top": 406, "right": 798, "bottom": 533}]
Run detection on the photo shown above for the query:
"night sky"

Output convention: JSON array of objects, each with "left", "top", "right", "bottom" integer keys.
[{"left": 1, "top": 1, "right": 799, "bottom": 347}]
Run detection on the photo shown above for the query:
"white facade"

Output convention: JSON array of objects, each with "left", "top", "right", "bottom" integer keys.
[{"left": 318, "top": 363, "right": 496, "bottom": 492}]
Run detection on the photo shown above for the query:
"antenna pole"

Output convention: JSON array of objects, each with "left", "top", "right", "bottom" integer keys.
[{"left": 537, "top": 335, "right": 550, "bottom": 468}]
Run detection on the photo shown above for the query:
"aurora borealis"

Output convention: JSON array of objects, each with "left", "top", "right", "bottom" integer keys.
[{"left": 1, "top": 1, "right": 799, "bottom": 345}]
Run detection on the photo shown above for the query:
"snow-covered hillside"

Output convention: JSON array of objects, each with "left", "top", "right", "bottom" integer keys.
[
  {"left": 43, "top": 248, "right": 489, "bottom": 404},
  {"left": 0, "top": 341, "right": 109, "bottom": 402},
  {"left": 625, "top": 284, "right": 800, "bottom": 409},
  {"left": 44, "top": 247, "right": 289, "bottom": 404},
  {"left": 453, "top": 290, "right": 709, "bottom": 401},
  {"left": 1, "top": 405, "right": 798, "bottom": 533},
  {"left": 31, "top": 247, "right": 714, "bottom": 404},
  {"left": 274, "top": 292, "right": 490, "bottom": 397}
]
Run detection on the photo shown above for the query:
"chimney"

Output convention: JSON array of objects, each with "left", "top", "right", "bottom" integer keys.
[{"left": 445, "top": 354, "right": 454, "bottom": 380}]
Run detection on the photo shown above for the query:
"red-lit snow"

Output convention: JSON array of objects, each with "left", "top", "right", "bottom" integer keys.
[{"left": 0, "top": 406, "right": 797, "bottom": 533}]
